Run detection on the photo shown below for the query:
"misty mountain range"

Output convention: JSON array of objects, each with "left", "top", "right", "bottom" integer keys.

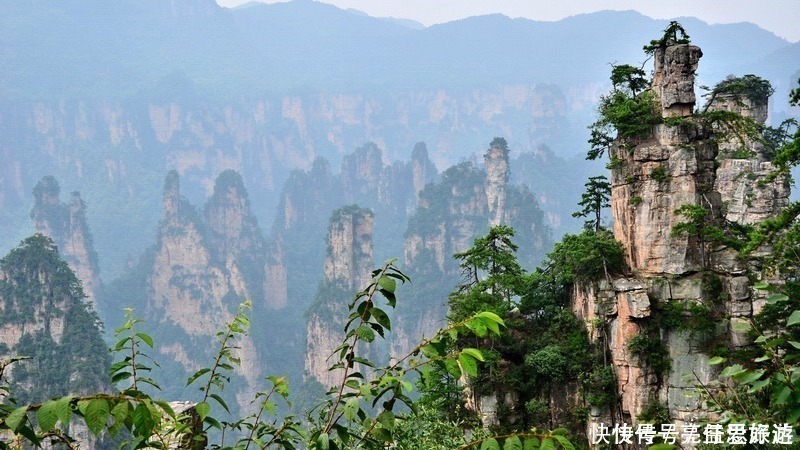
[{"left": 1, "top": 0, "right": 798, "bottom": 280}]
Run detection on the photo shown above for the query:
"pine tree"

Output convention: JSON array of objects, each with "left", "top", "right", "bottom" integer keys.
[{"left": 572, "top": 175, "right": 611, "bottom": 232}]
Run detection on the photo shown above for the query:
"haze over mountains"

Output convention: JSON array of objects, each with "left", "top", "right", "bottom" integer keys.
[{"left": 1, "top": 0, "right": 798, "bottom": 279}]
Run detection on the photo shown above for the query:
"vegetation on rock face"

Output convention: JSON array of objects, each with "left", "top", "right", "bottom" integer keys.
[
  {"left": 0, "top": 235, "right": 110, "bottom": 404},
  {"left": 643, "top": 21, "right": 691, "bottom": 55},
  {"left": 699, "top": 81, "right": 800, "bottom": 428},
  {"left": 587, "top": 63, "right": 661, "bottom": 160},
  {"left": 705, "top": 74, "right": 775, "bottom": 107},
  {"left": 429, "top": 225, "right": 622, "bottom": 442},
  {"left": 0, "top": 258, "right": 577, "bottom": 449}
]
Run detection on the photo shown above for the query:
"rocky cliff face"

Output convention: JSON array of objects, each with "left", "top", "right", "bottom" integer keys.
[
  {"left": 712, "top": 88, "right": 791, "bottom": 225},
  {"left": 404, "top": 141, "right": 548, "bottom": 274},
  {"left": 0, "top": 80, "right": 588, "bottom": 283},
  {"left": 266, "top": 143, "right": 437, "bottom": 316},
  {"left": 30, "top": 176, "right": 101, "bottom": 306},
  {"left": 139, "top": 170, "right": 268, "bottom": 407},
  {"left": 305, "top": 206, "right": 374, "bottom": 387},
  {"left": 572, "top": 41, "right": 790, "bottom": 441}
]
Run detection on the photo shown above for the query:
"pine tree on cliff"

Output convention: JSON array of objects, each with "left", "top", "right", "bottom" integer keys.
[{"left": 572, "top": 175, "right": 611, "bottom": 232}]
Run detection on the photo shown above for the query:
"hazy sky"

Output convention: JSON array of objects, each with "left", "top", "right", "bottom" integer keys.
[{"left": 217, "top": 0, "right": 800, "bottom": 42}]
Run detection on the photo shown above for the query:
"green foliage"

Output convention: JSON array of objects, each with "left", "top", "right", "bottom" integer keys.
[
  {"left": 771, "top": 78, "right": 800, "bottom": 175},
  {"left": 542, "top": 229, "right": 625, "bottom": 284},
  {"left": 436, "top": 227, "right": 600, "bottom": 438},
  {"left": 525, "top": 346, "right": 568, "bottom": 380},
  {"left": 706, "top": 74, "right": 774, "bottom": 106},
  {"left": 572, "top": 175, "right": 611, "bottom": 232},
  {"left": 697, "top": 109, "right": 765, "bottom": 152},
  {"left": 587, "top": 91, "right": 660, "bottom": 160},
  {"left": 628, "top": 332, "right": 671, "bottom": 376},
  {"left": 581, "top": 366, "right": 617, "bottom": 409},
  {"left": 609, "top": 64, "right": 648, "bottom": 97},
  {"left": 650, "top": 165, "right": 669, "bottom": 182},
  {"left": 763, "top": 118, "right": 798, "bottom": 162},
  {"left": 0, "top": 235, "right": 110, "bottom": 405},
  {"left": 449, "top": 226, "right": 527, "bottom": 321},
  {"left": 637, "top": 400, "right": 670, "bottom": 425},
  {"left": 643, "top": 21, "right": 691, "bottom": 55},
  {"left": 671, "top": 204, "right": 727, "bottom": 268},
  {"left": 392, "top": 404, "right": 486, "bottom": 449},
  {"left": 0, "top": 258, "right": 576, "bottom": 449}
]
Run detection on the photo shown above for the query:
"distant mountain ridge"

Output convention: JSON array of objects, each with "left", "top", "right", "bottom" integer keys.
[
  {"left": 0, "top": 2, "right": 793, "bottom": 99},
  {"left": 1, "top": 0, "right": 797, "bottom": 281}
]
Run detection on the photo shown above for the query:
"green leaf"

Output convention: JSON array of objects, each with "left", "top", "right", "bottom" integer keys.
[
  {"left": 111, "top": 371, "right": 132, "bottom": 384},
  {"left": 462, "top": 348, "right": 485, "bottom": 362},
  {"left": 481, "top": 438, "right": 501, "bottom": 450},
  {"left": 187, "top": 368, "right": 211, "bottom": 385},
  {"left": 37, "top": 400, "right": 59, "bottom": 432},
  {"left": 85, "top": 398, "right": 110, "bottom": 436},
  {"left": 371, "top": 307, "right": 391, "bottom": 331},
  {"left": 344, "top": 398, "right": 359, "bottom": 421},
  {"left": 133, "top": 402, "right": 154, "bottom": 434},
  {"left": 459, "top": 353, "right": 478, "bottom": 377},
  {"left": 54, "top": 396, "right": 73, "bottom": 427},
  {"left": 445, "top": 358, "right": 461, "bottom": 378},
  {"left": 209, "top": 394, "right": 230, "bottom": 414},
  {"left": 767, "top": 294, "right": 789, "bottom": 305},
  {"left": 110, "top": 400, "right": 129, "bottom": 425},
  {"left": 708, "top": 356, "right": 727, "bottom": 365},
  {"left": 466, "top": 319, "right": 488, "bottom": 338},
  {"left": 355, "top": 325, "right": 376, "bottom": 342},
  {"left": 775, "top": 386, "right": 792, "bottom": 404},
  {"left": 523, "top": 437, "right": 540, "bottom": 450},
  {"left": 748, "top": 378, "right": 771, "bottom": 393},
  {"left": 504, "top": 435, "right": 523, "bottom": 450},
  {"left": 540, "top": 438, "right": 555, "bottom": 450},
  {"left": 378, "top": 276, "right": 396, "bottom": 293},
  {"left": 380, "top": 289, "right": 397, "bottom": 307},
  {"left": 420, "top": 344, "right": 440, "bottom": 359},
  {"left": 370, "top": 426, "right": 393, "bottom": 442},
  {"left": 5, "top": 405, "right": 28, "bottom": 431},
  {"left": 136, "top": 332, "right": 154, "bottom": 348},
  {"left": 553, "top": 435, "right": 574, "bottom": 450},
  {"left": 788, "top": 310, "right": 800, "bottom": 326},
  {"left": 316, "top": 432, "right": 330, "bottom": 450},
  {"left": 788, "top": 407, "right": 800, "bottom": 424},
  {"left": 477, "top": 311, "right": 505, "bottom": 327},
  {"left": 378, "top": 410, "right": 395, "bottom": 431},
  {"left": 204, "top": 415, "right": 222, "bottom": 430},
  {"left": 196, "top": 401, "right": 210, "bottom": 421},
  {"left": 753, "top": 281, "right": 771, "bottom": 290}
]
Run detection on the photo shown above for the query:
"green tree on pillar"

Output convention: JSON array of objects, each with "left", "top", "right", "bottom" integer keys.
[{"left": 573, "top": 175, "right": 612, "bottom": 232}]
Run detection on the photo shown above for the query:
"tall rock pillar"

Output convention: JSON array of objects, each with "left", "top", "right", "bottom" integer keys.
[
  {"left": 485, "top": 138, "right": 510, "bottom": 227},
  {"left": 610, "top": 43, "right": 719, "bottom": 275},
  {"left": 31, "top": 176, "right": 101, "bottom": 305},
  {"left": 305, "top": 206, "right": 375, "bottom": 388}
]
